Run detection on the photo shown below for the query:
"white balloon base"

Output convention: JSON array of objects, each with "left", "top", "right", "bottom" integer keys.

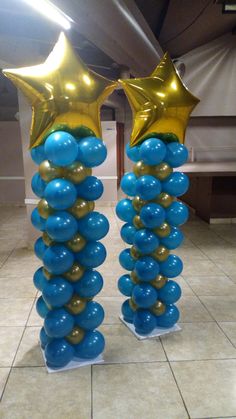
[
  {"left": 41, "top": 347, "right": 104, "bottom": 373},
  {"left": 119, "top": 316, "right": 181, "bottom": 340}
]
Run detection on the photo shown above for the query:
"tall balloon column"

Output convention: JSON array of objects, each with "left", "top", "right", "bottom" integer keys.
[
  {"left": 3, "top": 32, "right": 116, "bottom": 368},
  {"left": 117, "top": 136, "right": 189, "bottom": 335}
]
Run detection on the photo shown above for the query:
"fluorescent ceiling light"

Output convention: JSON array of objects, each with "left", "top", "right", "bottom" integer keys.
[{"left": 23, "top": 0, "right": 72, "bottom": 29}]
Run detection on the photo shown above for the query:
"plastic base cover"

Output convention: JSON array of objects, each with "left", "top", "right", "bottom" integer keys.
[{"left": 119, "top": 316, "right": 181, "bottom": 340}]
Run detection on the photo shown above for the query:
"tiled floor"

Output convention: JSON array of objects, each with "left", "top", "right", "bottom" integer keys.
[{"left": 0, "top": 205, "right": 236, "bottom": 418}]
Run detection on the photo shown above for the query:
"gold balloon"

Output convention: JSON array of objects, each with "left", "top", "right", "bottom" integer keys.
[
  {"left": 154, "top": 193, "right": 173, "bottom": 208},
  {"left": 66, "top": 326, "right": 85, "bottom": 345},
  {"left": 132, "top": 196, "right": 147, "bottom": 212},
  {"left": 150, "top": 274, "right": 167, "bottom": 289},
  {"left": 133, "top": 161, "right": 151, "bottom": 177},
  {"left": 151, "top": 245, "right": 169, "bottom": 262},
  {"left": 133, "top": 215, "right": 144, "bottom": 229},
  {"left": 130, "top": 246, "right": 142, "bottom": 260},
  {"left": 42, "top": 231, "right": 54, "bottom": 247},
  {"left": 37, "top": 198, "right": 54, "bottom": 219},
  {"left": 88, "top": 201, "right": 95, "bottom": 212},
  {"left": 69, "top": 198, "right": 91, "bottom": 219},
  {"left": 130, "top": 271, "right": 140, "bottom": 284},
  {"left": 151, "top": 300, "right": 166, "bottom": 316},
  {"left": 65, "top": 294, "right": 87, "bottom": 315},
  {"left": 39, "top": 160, "right": 63, "bottom": 182},
  {"left": 151, "top": 163, "right": 173, "bottom": 181},
  {"left": 43, "top": 268, "right": 53, "bottom": 280},
  {"left": 3, "top": 32, "right": 117, "bottom": 148},
  {"left": 119, "top": 52, "right": 199, "bottom": 146},
  {"left": 63, "top": 162, "right": 91, "bottom": 184},
  {"left": 153, "top": 222, "right": 171, "bottom": 238},
  {"left": 129, "top": 298, "right": 138, "bottom": 311},
  {"left": 63, "top": 263, "right": 85, "bottom": 282},
  {"left": 66, "top": 233, "right": 86, "bottom": 252}
]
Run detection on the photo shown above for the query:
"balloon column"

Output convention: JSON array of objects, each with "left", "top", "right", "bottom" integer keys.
[
  {"left": 116, "top": 53, "right": 199, "bottom": 335},
  {"left": 3, "top": 33, "right": 116, "bottom": 368}
]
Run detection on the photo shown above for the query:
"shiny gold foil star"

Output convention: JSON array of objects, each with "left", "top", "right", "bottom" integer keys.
[
  {"left": 3, "top": 32, "right": 117, "bottom": 148},
  {"left": 119, "top": 52, "right": 199, "bottom": 146}
]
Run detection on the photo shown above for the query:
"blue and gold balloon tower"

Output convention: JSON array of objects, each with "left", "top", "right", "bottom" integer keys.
[
  {"left": 3, "top": 33, "right": 116, "bottom": 368},
  {"left": 116, "top": 53, "right": 199, "bottom": 335}
]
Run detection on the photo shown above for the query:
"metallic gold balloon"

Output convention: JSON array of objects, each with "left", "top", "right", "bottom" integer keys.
[
  {"left": 37, "top": 198, "right": 54, "bottom": 219},
  {"left": 154, "top": 193, "right": 173, "bottom": 208},
  {"left": 119, "top": 52, "right": 199, "bottom": 146},
  {"left": 66, "top": 233, "right": 86, "bottom": 252},
  {"left": 129, "top": 297, "right": 138, "bottom": 311},
  {"left": 153, "top": 222, "right": 171, "bottom": 238},
  {"left": 130, "top": 246, "right": 142, "bottom": 260},
  {"left": 65, "top": 294, "right": 87, "bottom": 315},
  {"left": 151, "top": 163, "right": 173, "bottom": 181},
  {"left": 66, "top": 326, "right": 85, "bottom": 345},
  {"left": 133, "top": 215, "right": 144, "bottom": 229},
  {"left": 63, "top": 162, "right": 91, "bottom": 184},
  {"left": 42, "top": 231, "right": 54, "bottom": 247},
  {"left": 43, "top": 268, "right": 53, "bottom": 280},
  {"left": 3, "top": 33, "right": 117, "bottom": 148},
  {"left": 133, "top": 161, "right": 151, "bottom": 177},
  {"left": 69, "top": 198, "right": 91, "bottom": 219},
  {"left": 132, "top": 196, "right": 147, "bottom": 212},
  {"left": 39, "top": 160, "right": 63, "bottom": 182},
  {"left": 150, "top": 274, "right": 167, "bottom": 289},
  {"left": 130, "top": 271, "right": 140, "bottom": 284},
  {"left": 151, "top": 245, "right": 169, "bottom": 262},
  {"left": 88, "top": 201, "right": 95, "bottom": 212},
  {"left": 63, "top": 263, "right": 85, "bottom": 282},
  {"left": 151, "top": 300, "right": 166, "bottom": 316}
]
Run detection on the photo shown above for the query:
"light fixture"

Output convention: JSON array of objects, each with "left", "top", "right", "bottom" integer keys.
[
  {"left": 222, "top": 1, "right": 236, "bottom": 13},
  {"left": 23, "top": 0, "right": 72, "bottom": 29}
]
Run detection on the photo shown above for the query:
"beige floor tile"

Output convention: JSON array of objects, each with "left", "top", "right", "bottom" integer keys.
[
  {"left": 0, "top": 277, "right": 37, "bottom": 299},
  {"left": 0, "top": 367, "right": 91, "bottom": 419},
  {"left": 14, "top": 327, "right": 44, "bottom": 367},
  {"left": 0, "top": 368, "right": 10, "bottom": 399},
  {"left": 97, "top": 297, "right": 123, "bottom": 324},
  {"left": 214, "top": 258, "right": 236, "bottom": 281},
  {"left": 198, "top": 244, "right": 236, "bottom": 260},
  {"left": 171, "top": 360, "right": 236, "bottom": 418},
  {"left": 178, "top": 296, "right": 213, "bottom": 322},
  {"left": 27, "top": 300, "right": 43, "bottom": 327},
  {"left": 219, "top": 322, "right": 236, "bottom": 347},
  {"left": 101, "top": 324, "right": 166, "bottom": 363},
  {"left": 200, "top": 296, "right": 236, "bottom": 322},
  {"left": 93, "top": 363, "right": 188, "bottom": 419},
  {"left": 183, "top": 275, "right": 236, "bottom": 296},
  {"left": 176, "top": 277, "right": 195, "bottom": 296},
  {"left": 99, "top": 274, "right": 120, "bottom": 297},
  {"left": 0, "top": 299, "right": 34, "bottom": 326},
  {"left": 182, "top": 259, "right": 224, "bottom": 276},
  {"left": 0, "top": 327, "right": 24, "bottom": 367},
  {"left": 174, "top": 246, "right": 207, "bottom": 261},
  {"left": 161, "top": 322, "right": 236, "bottom": 361}
]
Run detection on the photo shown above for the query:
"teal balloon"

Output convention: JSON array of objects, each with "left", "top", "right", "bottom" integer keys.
[
  {"left": 120, "top": 223, "right": 137, "bottom": 244},
  {"left": 159, "top": 280, "right": 181, "bottom": 304},
  {"left": 126, "top": 143, "right": 140, "bottom": 162},
  {"left": 45, "top": 338, "right": 75, "bottom": 368},
  {"left": 118, "top": 274, "right": 134, "bottom": 296},
  {"left": 77, "top": 211, "right": 109, "bottom": 241},
  {"left": 36, "top": 296, "right": 50, "bottom": 319},
  {"left": 44, "top": 179, "right": 77, "bottom": 210},
  {"left": 120, "top": 172, "right": 137, "bottom": 196},
  {"left": 116, "top": 199, "right": 136, "bottom": 223},
  {"left": 74, "top": 270, "right": 103, "bottom": 298},
  {"left": 165, "top": 142, "right": 188, "bottom": 168},
  {"left": 119, "top": 248, "right": 135, "bottom": 271},
  {"left": 136, "top": 175, "right": 161, "bottom": 200},
  {"left": 39, "top": 327, "right": 52, "bottom": 349},
  {"left": 33, "top": 267, "right": 48, "bottom": 291},
  {"left": 44, "top": 308, "right": 74, "bottom": 338},
  {"left": 140, "top": 203, "right": 165, "bottom": 228},
  {"left": 46, "top": 211, "right": 77, "bottom": 242},
  {"left": 165, "top": 201, "right": 189, "bottom": 226},
  {"left": 156, "top": 304, "right": 180, "bottom": 328},
  {"left": 162, "top": 172, "right": 189, "bottom": 197},
  {"left": 76, "top": 176, "right": 103, "bottom": 200},
  {"left": 161, "top": 227, "right": 184, "bottom": 250},
  {"left": 121, "top": 299, "right": 134, "bottom": 323},
  {"left": 42, "top": 277, "right": 74, "bottom": 307},
  {"left": 44, "top": 131, "right": 78, "bottom": 166},
  {"left": 77, "top": 136, "right": 107, "bottom": 168},
  {"left": 140, "top": 138, "right": 166, "bottom": 166},
  {"left": 43, "top": 244, "right": 74, "bottom": 275},
  {"left": 134, "top": 310, "right": 156, "bottom": 334},
  {"left": 134, "top": 229, "right": 159, "bottom": 254},
  {"left": 31, "top": 208, "right": 46, "bottom": 231},
  {"left": 31, "top": 173, "right": 46, "bottom": 198},
  {"left": 34, "top": 237, "right": 47, "bottom": 260},
  {"left": 74, "top": 330, "right": 105, "bottom": 359},
  {"left": 135, "top": 256, "right": 159, "bottom": 281},
  {"left": 31, "top": 145, "right": 46, "bottom": 164},
  {"left": 160, "top": 254, "right": 183, "bottom": 278},
  {"left": 75, "top": 301, "right": 104, "bottom": 330},
  {"left": 132, "top": 283, "right": 157, "bottom": 308},
  {"left": 76, "top": 241, "right": 106, "bottom": 268}
]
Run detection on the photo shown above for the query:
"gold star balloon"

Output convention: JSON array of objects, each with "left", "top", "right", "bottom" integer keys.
[
  {"left": 3, "top": 32, "right": 117, "bottom": 148},
  {"left": 119, "top": 52, "right": 199, "bottom": 146}
]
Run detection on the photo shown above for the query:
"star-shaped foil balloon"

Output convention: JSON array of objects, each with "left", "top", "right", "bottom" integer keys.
[
  {"left": 119, "top": 52, "right": 199, "bottom": 146},
  {"left": 3, "top": 32, "right": 117, "bottom": 148}
]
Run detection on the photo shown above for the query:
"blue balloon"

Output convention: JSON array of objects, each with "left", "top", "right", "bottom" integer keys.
[
  {"left": 76, "top": 176, "right": 103, "bottom": 200},
  {"left": 159, "top": 280, "right": 182, "bottom": 304},
  {"left": 161, "top": 227, "right": 184, "bottom": 250},
  {"left": 77, "top": 211, "right": 109, "bottom": 241},
  {"left": 156, "top": 304, "right": 180, "bottom": 328},
  {"left": 31, "top": 208, "right": 46, "bottom": 231},
  {"left": 126, "top": 143, "right": 140, "bottom": 162},
  {"left": 116, "top": 199, "right": 136, "bottom": 223},
  {"left": 44, "top": 131, "right": 78, "bottom": 166},
  {"left": 45, "top": 338, "right": 75, "bottom": 368},
  {"left": 77, "top": 136, "right": 107, "bottom": 167},
  {"left": 30, "top": 145, "right": 46, "bottom": 165},
  {"left": 44, "top": 179, "right": 77, "bottom": 210},
  {"left": 121, "top": 172, "right": 137, "bottom": 196},
  {"left": 43, "top": 244, "right": 74, "bottom": 275},
  {"left": 134, "top": 229, "right": 159, "bottom": 254},
  {"left": 74, "top": 270, "right": 103, "bottom": 298},
  {"left": 135, "top": 256, "right": 159, "bottom": 281},
  {"left": 140, "top": 203, "right": 166, "bottom": 228},
  {"left": 132, "top": 283, "right": 157, "bottom": 308},
  {"left": 31, "top": 173, "right": 46, "bottom": 198},
  {"left": 160, "top": 254, "right": 183, "bottom": 278},
  {"left": 165, "top": 201, "right": 189, "bottom": 226},
  {"left": 118, "top": 274, "right": 134, "bottom": 296},
  {"left": 36, "top": 296, "right": 50, "bottom": 318},
  {"left": 44, "top": 308, "right": 74, "bottom": 338},
  {"left": 120, "top": 223, "right": 137, "bottom": 244},
  {"left": 165, "top": 142, "right": 188, "bottom": 168},
  {"left": 76, "top": 241, "right": 106, "bottom": 268},
  {"left": 133, "top": 310, "right": 156, "bottom": 334},
  {"left": 46, "top": 211, "right": 77, "bottom": 242},
  {"left": 121, "top": 299, "right": 134, "bottom": 323},
  {"left": 74, "top": 330, "right": 105, "bottom": 359},
  {"left": 33, "top": 267, "right": 48, "bottom": 291},
  {"left": 119, "top": 249, "right": 135, "bottom": 271},
  {"left": 136, "top": 175, "right": 161, "bottom": 200},
  {"left": 140, "top": 138, "right": 166, "bottom": 165},
  {"left": 162, "top": 172, "right": 189, "bottom": 197},
  {"left": 34, "top": 237, "right": 47, "bottom": 260},
  {"left": 39, "top": 327, "right": 52, "bottom": 349},
  {"left": 75, "top": 301, "right": 104, "bottom": 330},
  {"left": 42, "top": 277, "right": 74, "bottom": 307}
]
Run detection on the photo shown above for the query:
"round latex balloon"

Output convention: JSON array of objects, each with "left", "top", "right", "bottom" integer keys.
[
  {"left": 136, "top": 175, "right": 161, "bottom": 200},
  {"left": 126, "top": 143, "right": 140, "bottom": 162},
  {"left": 44, "top": 308, "right": 74, "bottom": 338},
  {"left": 118, "top": 274, "right": 134, "bottom": 296},
  {"left": 44, "top": 179, "right": 77, "bottom": 210},
  {"left": 75, "top": 301, "right": 104, "bottom": 330},
  {"left": 44, "top": 131, "right": 78, "bottom": 166},
  {"left": 165, "top": 201, "right": 189, "bottom": 226},
  {"left": 159, "top": 280, "right": 181, "bottom": 304},
  {"left": 160, "top": 254, "right": 183, "bottom": 278},
  {"left": 34, "top": 237, "right": 47, "bottom": 260},
  {"left": 156, "top": 304, "right": 180, "bottom": 328},
  {"left": 39, "top": 160, "right": 64, "bottom": 182},
  {"left": 76, "top": 241, "right": 106, "bottom": 268},
  {"left": 120, "top": 172, "right": 137, "bottom": 196},
  {"left": 77, "top": 136, "right": 107, "bottom": 167},
  {"left": 36, "top": 296, "right": 50, "bottom": 318},
  {"left": 77, "top": 211, "right": 109, "bottom": 241},
  {"left": 46, "top": 211, "right": 77, "bottom": 242},
  {"left": 42, "top": 277, "right": 74, "bottom": 307},
  {"left": 161, "top": 227, "right": 184, "bottom": 250},
  {"left": 31, "top": 173, "right": 46, "bottom": 198},
  {"left": 162, "top": 172, "right": 189, "bottom": 197},
  {"left": 64, "top": 161, "right": 91, "bottom": 184},
  {"left": 139, "top": 138, "right": 166, "bottom": 165},
  {"left": 133, "top": 161, "right": 152, "bottom": 177},
  {"left": 31, "top": 208, "right": 46, "bottom": 231},
  {"left": 43, "top": 244, "right": 74, "bottom": 275},
  {"left": 33, "top": 267, "right": 48, "bottom": 291},
  {"left": 134, "top": 256, "right": 159, "bottom": 281},
  {"left": 74, "top": 270, "right": 103, "bottom": 298},
  {"left": 121, "top": 299, "right": 135, "bottom": 323},
  {"left": 133, "top": 310, "right": 156, "bottom": 334},
  {"left": 30, "top": 144, "right": 46, "bottom": 164},
  {"left": 133, "top": 229, "right": 159, "bottom": 254},
  {"left": 119, "top": 249, "right": 136, "bottom": 271},
  {"left": 116, "top": 199, "right": 136, "bottom": 223},
  {"left": 39, "top": 327, "right": 52, "bottom": 349},
  {"left": 165, "top": 142, "right": 188, "bottom": 168},
  {"left": 74, "top": 330, "right": 105, "bottom": 359},
  {"left": 132, "top": 283, "right": 157, "bottom": 308},
  {"left": 120, "top": 223, "right": 136, "bottom": 244},
  {"left": 76, "top": 176, "right": 103, "bottom": 201},
  {"left": 45, "top": 338, "right": 75, "bottom": 367},
  {"left": 140, "top": 203, "right": 166, "bottom": 229}
]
